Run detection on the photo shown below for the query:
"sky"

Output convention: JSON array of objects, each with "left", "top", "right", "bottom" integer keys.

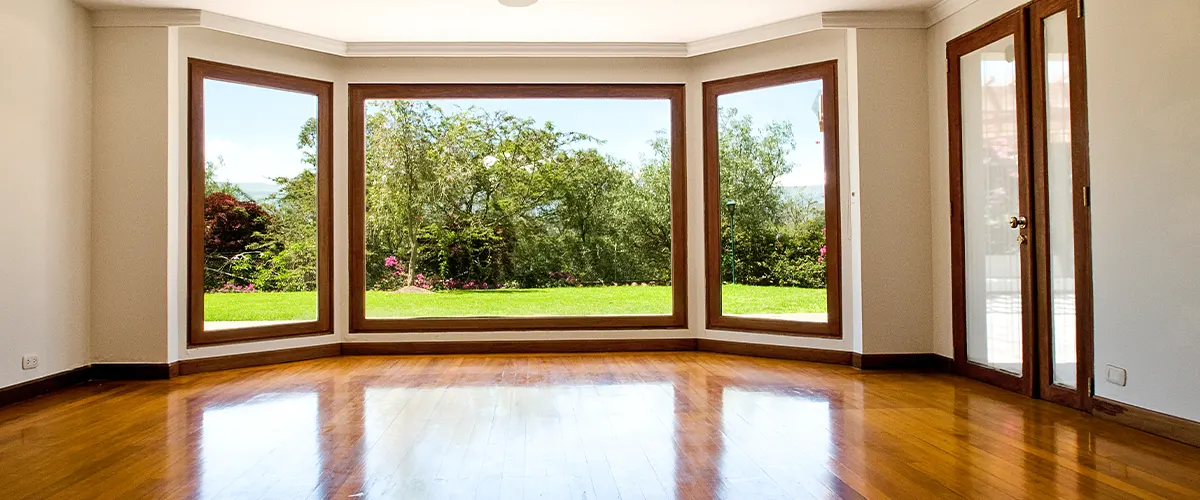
[
  {"left": 402, "top": 98, "right": 672, "bottom": 169},
  {"left": 718, "top": 79, "right": 826, "bottom": 187},
  {"left": 204, "top": 78, "right": 826, "bottom": 195},
  {"left": 205, "top": 79, "right": 317, "bottom": 186}
]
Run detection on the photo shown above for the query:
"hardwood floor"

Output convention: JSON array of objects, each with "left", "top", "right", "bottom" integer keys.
[{"left": 1, "top": 352, "right": 1198, "bottom": 499}]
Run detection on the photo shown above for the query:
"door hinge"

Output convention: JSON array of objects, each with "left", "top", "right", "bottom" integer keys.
[
  {"left": 1088, "top": 377, "right": 1095, "bottom": 396},
  {"left": 1083, "top": 186, "right": 1091, "bottom": 207},
  {"left": 1077, "top": 0, "right": 1085, "bottom": 18}
]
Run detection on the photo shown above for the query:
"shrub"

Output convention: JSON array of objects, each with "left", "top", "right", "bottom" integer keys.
[{"left": 204, "top": 192, "right": 272, "bottom": 255}]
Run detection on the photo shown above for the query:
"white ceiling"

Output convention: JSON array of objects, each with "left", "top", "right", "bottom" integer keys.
[{"left": 75, "top": 0, "right": 941, "bottom": 43}]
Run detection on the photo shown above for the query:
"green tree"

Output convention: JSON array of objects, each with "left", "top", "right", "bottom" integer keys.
[{"left": 365, "top": 101, "right": 440, "bottom": 286}]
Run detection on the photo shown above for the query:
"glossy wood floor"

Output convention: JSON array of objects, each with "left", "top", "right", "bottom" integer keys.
[{"left": 2, "top": 353, "right": 1199, "bottom": 500}]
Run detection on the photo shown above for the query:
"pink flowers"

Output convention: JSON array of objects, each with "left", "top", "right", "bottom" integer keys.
[
  {"left": 818, "top": 245, "right": 827, "bottom": 263},
  {"left": 384, "top": 255, "right": 408, "bottom": 277},
  {"left": 215, "top": 282, "right": 256, "bottom": 293}
]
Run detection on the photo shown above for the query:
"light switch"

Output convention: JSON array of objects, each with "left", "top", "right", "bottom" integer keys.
[{"left": 1105, "top": 365, "right": 1127, "bottom": 387}]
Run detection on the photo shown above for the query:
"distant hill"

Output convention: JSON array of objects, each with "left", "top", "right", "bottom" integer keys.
[
  {"left": 776, "top": 185, "right": 826, "bottom": 207},
  {"left": 237, "top": 182, "right": 281, "bottom": 202}
]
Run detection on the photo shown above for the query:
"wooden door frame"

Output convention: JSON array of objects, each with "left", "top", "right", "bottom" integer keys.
[
  {"left": 947, "top": 7, "right": 1037, "bottom": 396},
  {"left": 1029, "top": 0, "right": 1095, "bottom": 412},
  {"left": 948, "top": 0, "right": 1095, "bottom": 410}
]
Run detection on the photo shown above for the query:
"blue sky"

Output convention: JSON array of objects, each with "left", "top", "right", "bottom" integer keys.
[
  {"left": 205, "top": 79, "right": 825, "bottom": 190},
  {"left": 205, "top": 79, "right": 316, "bottom": 185}
]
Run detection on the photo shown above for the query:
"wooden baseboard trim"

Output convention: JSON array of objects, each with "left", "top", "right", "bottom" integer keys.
[
  {"left": 852, "top": 353, "right": 954, "bottom": 371},
  {"left": 697, "top": 339, "right": 852, "bottom": 365},
  {"left": 1092, "top": 396, "right": 1200, "bottom": 448},
  {"left": 342, "top": 338, "right": 697, "bottom": 356},
  {"left": 90, "top": 363, "right": 179, "bottom": 380},
  {"left": 178, "top": 343, "right": 342, "bottom": 376},
  {"left": 0, "top": 366, "right": 93, "bottom": 408}
]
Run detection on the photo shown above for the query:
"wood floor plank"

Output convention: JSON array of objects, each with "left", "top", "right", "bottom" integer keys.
[{"left": 1, "top": 352, "right": 1198, "bottom": 499}]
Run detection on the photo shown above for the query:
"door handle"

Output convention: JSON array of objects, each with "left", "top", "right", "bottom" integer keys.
[{"left": 1009, "top": 216, "right": 1028, "bottom": 229}]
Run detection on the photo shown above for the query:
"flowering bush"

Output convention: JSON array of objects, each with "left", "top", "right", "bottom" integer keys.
[
  {"left": 545, "top": 271, "right": 579, "bottom": 287},
  {"left": 437, "top": 278, "right": 503, "bottom": 291},
  {"left": 213, "top": 282, "right": 257, "bottom": 293},
  {"left": 372, "top": 255, "right": 412, "bottom": 290}
]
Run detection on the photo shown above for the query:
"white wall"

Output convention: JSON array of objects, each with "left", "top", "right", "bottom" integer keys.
[
  {"left": 0, "top": 0, "right": 93, "bottom": 388},
  {"left": 1087, "top": 0, "right": 1200, "bottom": 421}
]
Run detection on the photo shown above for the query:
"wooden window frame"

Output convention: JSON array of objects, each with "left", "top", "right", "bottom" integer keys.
[
  {"left": 187, "top": 59, "right": 334, "bottom": 346},
  {"left": 348, "top": 84, "right": 688, "bottom": 333},
  {"left": 702, "top": 61, "right": 843, "bottom": 339}
]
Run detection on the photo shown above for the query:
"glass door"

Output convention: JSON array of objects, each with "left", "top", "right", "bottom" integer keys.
[
  {"left": 1031, "top": 0, "right": 1094, "bottom": 411},
  {"left": 949, "top": 0, "right": 1094, "bottom": 409},
  {"left": 948, "top": 10, "right": 1036, "bottom": 395}
]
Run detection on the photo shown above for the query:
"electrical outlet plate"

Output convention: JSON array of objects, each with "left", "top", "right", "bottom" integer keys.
[
  {"left": 1105, "top": 365, "right": 1127, "bottom": 387},
  {"left": 21, "top": 354, "right": 39, "bottom": 370}
]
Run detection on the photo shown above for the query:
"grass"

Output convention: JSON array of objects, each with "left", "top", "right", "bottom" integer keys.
[{"left": 203, "top": 285, "right": 827, "bottom": 321}]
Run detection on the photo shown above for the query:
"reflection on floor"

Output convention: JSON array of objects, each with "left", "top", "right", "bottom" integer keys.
[{"left": 1, "top": 352, "right": 1198, "bottom": 499}]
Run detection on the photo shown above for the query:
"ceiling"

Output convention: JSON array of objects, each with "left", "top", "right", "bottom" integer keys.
[{"left": 75, "top": 0, "right": 941, "bottom": 44}]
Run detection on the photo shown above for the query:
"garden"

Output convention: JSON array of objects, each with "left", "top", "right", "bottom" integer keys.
[{"left": 203, "top": 100, "right": 828, "bottom": 322}]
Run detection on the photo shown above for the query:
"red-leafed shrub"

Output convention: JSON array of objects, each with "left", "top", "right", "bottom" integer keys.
[{"left": 204, "top": 192, "right": 272, "bottom": 255}]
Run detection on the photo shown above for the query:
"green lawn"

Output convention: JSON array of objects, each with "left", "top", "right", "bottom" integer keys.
[{"left": 204, "top": 285, "right": 827, "bottom": 321}]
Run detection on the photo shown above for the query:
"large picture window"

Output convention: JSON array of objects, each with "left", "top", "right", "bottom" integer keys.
[
  {"left": 703, "top": 62, "right": 842, "bottom": 337},
  {"left": 349, "top": 84, "right": 687, "bottom": 332},
  {"left": 188, "top": 60, "right": 333, "bottom": 345}
]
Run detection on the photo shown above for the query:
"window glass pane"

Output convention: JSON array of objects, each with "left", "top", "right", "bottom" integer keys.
[
  {"left": 716, "top": 80, "right": 829, "bottom": 322},
  {"left": 960, "top": 36, "right": 1024, "bottom": 375},
  {"left": 361, "top": 98, "right": 673, "bottom": 318},
  {"left": 1044, "top": 12, "right": 1077, "bottom": 388},
  {"left": 202, "top": 80, "right": 319, "bottom": 331}
]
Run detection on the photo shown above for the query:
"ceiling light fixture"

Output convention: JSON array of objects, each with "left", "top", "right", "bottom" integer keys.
[{"left": 499, "top": 0, "right": 537, "bottom": 7}]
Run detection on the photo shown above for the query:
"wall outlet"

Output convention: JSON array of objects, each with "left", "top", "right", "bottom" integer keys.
[
  {"left": 1106, "top": 365, "right": 1127, "bottom": 387},
  {"left": 21, "top": 354, "right": 39, "bottom": 371}
]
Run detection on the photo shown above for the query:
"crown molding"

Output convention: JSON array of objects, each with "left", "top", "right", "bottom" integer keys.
[
  {"left": 199, "top": 11, "right": 346, "bottom": 56},
  {"left": 89, "top": 5, "right": 961, "bottom": 59},
  {"left": 820, "top": 10, "right": 928, "bottom": 29},
  {"left": 686, "top": 13, "right": 825, "bottom": 57},
  {"left": 346, "top": 42, "right": 688, "bottom": 58},
  {"left": 91, "top": 8, "right": 202, "bottom": 27},
  {"left": 925, "top": 0, "right": 981, "bottom": 27}
]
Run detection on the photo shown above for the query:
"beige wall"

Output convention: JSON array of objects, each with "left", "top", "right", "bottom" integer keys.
[
  {"left": 853, "top": 28, "right": 933, "bottom": 355},
  {"left": 91, "top": 26, "right": 173, "bottom": 363},
  {"left": 0, "top": 0, "right": 93, "bottom": 388},
  {"left": 1086, "top": 0, "right": 1200, "bottom": 421}
]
